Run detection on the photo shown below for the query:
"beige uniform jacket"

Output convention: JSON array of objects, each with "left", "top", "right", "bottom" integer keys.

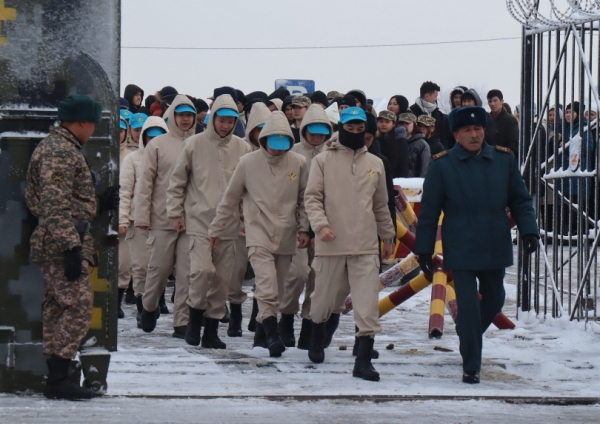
[
  {"left": 166, "top": 94, "right": 250, "bottom": 240},
  {"left": 119, "top": 117, "right": 169, "bottom": 226},
  {"left": 305, "top": 140, "right": 395, "bottom": 256},
  {"left": 134, "top": 95, "right": 196, "bottom": 229},
  {"left": 209, "top": 111, "right": 309, "bottom": 255}
]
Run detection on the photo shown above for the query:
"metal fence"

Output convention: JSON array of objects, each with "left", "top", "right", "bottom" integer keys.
[{"left": 508, "top": 1, "right": 600, "bottom": 322}]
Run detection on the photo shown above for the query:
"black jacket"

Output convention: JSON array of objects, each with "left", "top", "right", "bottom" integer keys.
[
  {"left": 410, "top": 103, "right": 452, "bottom": 149},
  {"left": 378, "top": 127, "right": 409, "bottom": 178},
  {"left": 491, "top": 108, "right": 519, "bottom": 154}
]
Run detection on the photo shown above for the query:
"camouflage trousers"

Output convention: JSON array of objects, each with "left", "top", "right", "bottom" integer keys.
[{"left": 39, "top": 260, "right": 92, "bottom": 359}]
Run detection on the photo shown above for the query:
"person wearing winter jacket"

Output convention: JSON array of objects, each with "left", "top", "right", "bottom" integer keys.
[
  {"left": 279, "top": 105, "right": 333, "bottom": 350},
  {"left": 208, "top": 111, "right": 310, "bottom": 358},
  {"left": 167, "top": 94, "right": 251, "bottom": 349},
  {"left": 487, "top": 89, "right": 519, "bottom": 154},
  {"left": 120, "top": 116, "right": 168, "bottom": 328},
  {"left": 410, "top": 81, "right": 452, "bottom": 148},
  {"left": 416, "top": 115, "right": 445, "bottom": 155},
  {"left": 135, "top": 95, "right": 196, "bottom": 338},
  {"left": 226, "top": 102, "right": 272, "bottom": 339},
  {"left": 399, "top": 113, "right": 431, "bottom": 178},
  {"left": 305, "top": 107, "right": 395, "bottom": 382},
  {"left": 124, "top": 84, "right": 144, "bottom": 114},
  {"left": 377, "top": 110, "right": 410, "bottom": 178}
]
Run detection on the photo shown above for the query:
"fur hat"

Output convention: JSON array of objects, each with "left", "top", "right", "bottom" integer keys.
[
  {"left": 449, "top": 106, "right": 487, "bottom": 132},
  {"left": 58, "top": 95, "right": 102, "bottom": 123}
]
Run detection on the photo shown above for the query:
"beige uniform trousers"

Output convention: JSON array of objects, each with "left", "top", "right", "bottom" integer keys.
[
  {"left": 248, "top": 247, "right": 292, "bottom": 324},
  {"left": 143, "top": 229, "right": 191, "bottom": 328},
  {"left": 227, "top": 235, "right": 249, "bottom": 305},
  {"left": 310, "top": 255, "right": 381, "bottom": 337},
  {"left": 188, "top": 236, "right": 235, "bottom": 320},
  {"left": 280, "top": 246, "right": 315, "bottom": 319},
  {"left": 127, "top": 225, "right": 149, "bottom": 296},
  {"left": 118, "top": 232, "right": 133, "bottom": 289}
]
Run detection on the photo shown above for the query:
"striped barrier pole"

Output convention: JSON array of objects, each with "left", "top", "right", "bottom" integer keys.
[
  {"left": 394, "top": 185, "right": 418, "bottom": 233},
  {"left": 378, "top": 272, "right": 431, "bottom": 317},
  {"left": 428, "top": 216, "right": 446, "bottom": 339},
  {"left": 343, "top": 253, "right": 420, "bottom": 314}
]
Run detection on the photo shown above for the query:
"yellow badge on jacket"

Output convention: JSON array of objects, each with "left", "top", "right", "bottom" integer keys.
[
  {"left": 230, "top": 167, "right": 236, "bottom": 174},
  {"left": 289, "top": 172, "right": 297, "bottom": 181},
  {"left": 367, "top": 169, "right": 376, "bottom": 177}
]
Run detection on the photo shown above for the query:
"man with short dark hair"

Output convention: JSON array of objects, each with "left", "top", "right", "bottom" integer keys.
[
  {"left": 410, "top": 81, "right": 451, "bottom": 148},
  {"left": 415, "top": 106, "right": 539, "bottom": 385},
  {"left": 487, "top": 89, "right": 519, "bottom": 154}
]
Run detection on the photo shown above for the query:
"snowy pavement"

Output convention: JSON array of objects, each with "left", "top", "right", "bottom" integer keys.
[{"left": 3, "top": 262, "right": 600, "bottom": 422}]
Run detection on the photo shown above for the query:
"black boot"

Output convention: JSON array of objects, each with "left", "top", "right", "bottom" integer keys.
[
  {"left": 278, "top": 313, "right": 295, "bottom": 348},
  {"left": 43, "top": 356, "right": 94, "bottom": 400},
  {"left": 172, "top": 326, "right": 186, "bottom": 339},
  {"left": 253, "top": 322, "right": 267, "bottom": 348},
  {"left": 202, "top": 318, "right": 227, "bottom": 349},
  {"left": 297, "top": 318, "right": 312, "bottom": 350},
  {"left": 262, "top": 316, "right": 285, "bottom": 357},
  {"left": 323, "top": 313, "right": 340, "bottom": 348},
  {"left": 227, "top": 303, "right": 243, "bottom": 337},
  {"left": 352, "top": 336, "right": 380, "bottom": 381},
  {"left": 248, "top": 298, "right": 259, "bottom": 332},
  {"left": 352, "top": 326, "right": 379, "bottom": 359},
  {"left": 462, "top": 371, "right": 480, "bottom": 384},
  {"left": 220, "top": 304, "right": 230, "bottom": 324},
  {"left": 159, "top": 290, "right": 169, "bottom": 315},
  {"left": 140, "top": 305, "right": 160, "bottom": 333},
  {"left": 125, "top": 280, "right": 136, "bottom": 304},
  {"left": 171, "top": 283, "right": 176, "bottom": 303},
  {"left": 308, "top": 322, "right": 325, "bottom": 363},
  {"left": 185, "top": 307, "right": 204, "bottom": 346},
  {"left": 135, "top": 296, "right": 143, "bottom": 329},
  {"left": 117, "top": 289, "right": 125, "bottom": 319}
]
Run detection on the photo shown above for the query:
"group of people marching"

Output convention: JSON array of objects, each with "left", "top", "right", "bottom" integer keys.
[{"left": 116, "top": 81, "right": 530, "bottom": 384}]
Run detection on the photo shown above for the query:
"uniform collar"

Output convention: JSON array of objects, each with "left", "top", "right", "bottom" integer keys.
[
  {"left": 454, "top": 141, "right": 494, "bottom": 161},
  {"left": 54, "top": 126, "right": 83, "bottom": 149}
]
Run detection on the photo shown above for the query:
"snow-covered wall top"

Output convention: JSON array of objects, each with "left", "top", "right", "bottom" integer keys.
[{"left": 0, "top": 0, "right": 120, "bottom": 108}]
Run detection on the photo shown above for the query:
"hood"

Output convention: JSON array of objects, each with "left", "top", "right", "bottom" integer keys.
[
  {"left": 124, "top": 84, "right": 144, "bottom": 104},
  {"left": 346, "top": 89, "right": 367, "bottom": 111},
  {"left": 205, "top": 94, "right": 239, "bottom": 142},
  {"left": 449, "top": 86, "right": 466, "bottom": 109},
  {"left": 258, "top": 111, "right": 295, "bottom": 153},
  {"left": 299, "top": 104, "right": 333, "bottom": 147},
  {"left": 139, "top": 116, "right": 169, "bottom": 152},
  {"left": 245, "top": 102, "right": 271, "bottom": 147},
  {"left": 162, "top": 94, "right": 196, "bottom": 140},
  {"left": 462, "top": 88, "right": 483, "bottom": 107}
]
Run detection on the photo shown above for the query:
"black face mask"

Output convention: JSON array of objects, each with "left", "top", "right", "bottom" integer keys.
[{"left": 339, "top": 126, "right": 366, "bottom": 150}]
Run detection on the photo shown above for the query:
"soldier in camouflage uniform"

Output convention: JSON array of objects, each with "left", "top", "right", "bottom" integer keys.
[{"left": 25, "top": 95, "right": 118, "bottom": 400}]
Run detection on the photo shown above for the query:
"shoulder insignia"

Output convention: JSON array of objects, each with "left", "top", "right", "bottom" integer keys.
[
  {"left": 51, "top": 171, "right": 66, "bottom": 185},
  {"left": 432, "top": 150, "right": 448, "bottom": 160},
  {"left": 495, "top": 145, "right": 511, "bottom": 153}
]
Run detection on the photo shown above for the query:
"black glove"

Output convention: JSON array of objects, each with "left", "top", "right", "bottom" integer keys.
[
  {"left": 64, "top": 247, "right": 83, "bottom": 282},
  {"left": 98, "top": 185, "right": 120, "bottom": 213},
  {"left": 418, "top": 254, "right": 434, "bottom": 277},
  {"left": 522, "top": 234, "right": 539, "bottom": 254}
]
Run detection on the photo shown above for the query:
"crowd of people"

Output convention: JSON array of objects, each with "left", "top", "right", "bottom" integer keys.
[
  {"left": 114, "top": 81, "right": 532, "bottom": 383},
  {"left": 28, "top": 78, "right": 545, "bottom": 400}
]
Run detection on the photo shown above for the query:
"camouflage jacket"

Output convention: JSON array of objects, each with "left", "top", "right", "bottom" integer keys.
[{"left": 25, "top": 126, "right": 97, "bottom": 264}]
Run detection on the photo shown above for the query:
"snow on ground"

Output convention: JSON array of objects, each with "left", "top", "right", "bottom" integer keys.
[{"left": 2, "top": 252, "right": 600, "bottom": 422}]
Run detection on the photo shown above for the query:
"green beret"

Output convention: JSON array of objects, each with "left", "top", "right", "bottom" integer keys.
[{"left": 58, "top": 95, "right": 103, "bottom": 123}]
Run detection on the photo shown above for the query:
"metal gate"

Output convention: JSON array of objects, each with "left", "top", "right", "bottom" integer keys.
[{"left": 508, "top": 1, "right": 600, "bottom": 322}]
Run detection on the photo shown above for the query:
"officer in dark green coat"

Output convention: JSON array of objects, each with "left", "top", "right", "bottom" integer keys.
[{"left": 415, "top": 106, "right": 539, "bottom": 384}]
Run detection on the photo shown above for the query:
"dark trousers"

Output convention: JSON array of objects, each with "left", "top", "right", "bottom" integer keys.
[{"left": 453, "top": 269, "right": 505, "bottom": 373}]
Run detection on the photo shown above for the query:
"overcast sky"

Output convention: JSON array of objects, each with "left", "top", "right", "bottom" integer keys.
[{"left": 121, "top": 0, "right": 523, "bottom": 111}]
